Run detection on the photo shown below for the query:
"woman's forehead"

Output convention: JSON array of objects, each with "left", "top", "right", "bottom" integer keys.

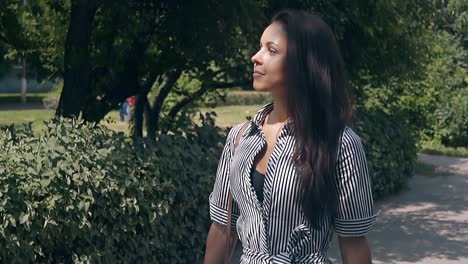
[{"left": 260, "top": 22, "right": 287, "bottom": 46}]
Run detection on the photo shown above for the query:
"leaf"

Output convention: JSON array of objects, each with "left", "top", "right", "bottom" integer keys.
[
  {"left": 19, "top": 212, "right": 29, "bottom": 225},
  {"left": 9, "top": 216, "right": 16, "bottom": 228},
  {"left": 40, "top": 178, "right": 51, "bottom": 188},
  {"left": 84, "top": 201, "right": 90, "bottom": 213},
  {"left": 34, "top": 245, "right": 45, "bottom": 257}
]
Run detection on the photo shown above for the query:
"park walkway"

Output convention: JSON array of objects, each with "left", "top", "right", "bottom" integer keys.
[{"left": 231, "top": 154, "right": 468, "bottom": 263}]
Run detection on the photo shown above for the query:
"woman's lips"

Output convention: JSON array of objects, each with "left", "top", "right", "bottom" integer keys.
[{"left": 253, "top": 70, "right": 264, "bottom": 78}]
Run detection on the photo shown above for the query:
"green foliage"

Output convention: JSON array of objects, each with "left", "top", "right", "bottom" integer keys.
[
  {"left": 358, "top": 28, "right": 466, "bottom": 145},
  {"left": 286, "top": 0, "right": 437, "bottom": 85},
  {"left": 423, "top": 1, "right": 468, "bottom": 148},
  {"left": 357, "top": 75, "right": 438, "bottom": 134},
  {"left": 0, "top": 0, "right": 22, "bottom": 77},
  {"left": 352, "top": 108, "right": 418, "bottom": 199},
  {"left": 0, "top": 116, "right": 223, "bottom": 263},
  {"left": 434, "top": 0, "right": 467, "bottom": 58},
  {"left": 420, "top": 140, "right": 468, "bottom": 158},
  {"left": 0, "top": 0, "right": 68, "bottom": 79},
  {"left": 434, "top": 87, "right": 468, "bottom": 147}
]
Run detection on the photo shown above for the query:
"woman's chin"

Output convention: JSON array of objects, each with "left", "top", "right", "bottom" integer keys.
[{"left": 253, "top": 84, "right": 270, "bottom": 92}]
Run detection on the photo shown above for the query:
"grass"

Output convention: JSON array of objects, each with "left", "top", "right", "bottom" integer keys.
[
  {"left": 0, "top": 109, "right": 55, "bottom": 131},
  {"left": 199, "top": 104, "right": 264, "bottom": 127},
  {"left": 0, "top": 108, "right": 127, "bottom": 133},
  {"left": 0, "top": 104, "right": 264, "bottom": 134},
  {"left": 3, "top": 103, "right": 467, "bottom": 159},
  {"left": 0, "top": 89, "right": 264, "bottom": 129},
  {"left": 419, "top": 140, "right": 468, "bottom": 158},
  {"left": 100, "top": 111, "right": 133, "bottom": 133}
]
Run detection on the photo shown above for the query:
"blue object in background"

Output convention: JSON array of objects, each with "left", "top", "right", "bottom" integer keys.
[{"left": 119, "top": 101, "right": 128, "bottom": 121}]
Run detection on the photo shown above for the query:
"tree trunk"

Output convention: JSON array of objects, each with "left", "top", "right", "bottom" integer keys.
[
  {"left": 56, "top": 0, "right": 99, "bottom": 118},
  {"left": 147, "top": 69, "right": 182, "bottom": 139},
  {"left": 80, "top": 35, "right": 152, "bottom": 123},
  {"left": 133, "top": 92, "right": 149, "bottom": 138},
  {"left": 20, "top": 57, "right": 27, "bottom": 104},
  {"left": 133, "top": 75, "right": 158, "bottom": 138}
]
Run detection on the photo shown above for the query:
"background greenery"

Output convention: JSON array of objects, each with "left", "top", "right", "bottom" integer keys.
[{"left": 0, "top": 0, "right": 466, "bottom": 262}]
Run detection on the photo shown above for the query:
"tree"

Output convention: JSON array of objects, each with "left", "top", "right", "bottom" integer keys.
[
  {"left": 424, "top": 0, "right": 467, "bottom": 146},
  {"left": 0, "top": 0, "right": 68, "bottom": 83},
  {"left": 56, "top": 0, "right": 264, "bottom": 137},
  {"left": 43, "top": 0, "right": 440, "bottom": 137},
  {"left": 0, "top": 0, "right": 18, "bottom": 76},
  {"left": 433, "top": 0, "right": 467, "bottom": 72}
]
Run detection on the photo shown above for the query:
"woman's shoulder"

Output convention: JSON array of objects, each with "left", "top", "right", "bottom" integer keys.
[
  {"left": 338, "top": 126, "right": 364, "bottom": 154},
  {"left": 341, "top": 126, "right": 362, "bottom": 142}
]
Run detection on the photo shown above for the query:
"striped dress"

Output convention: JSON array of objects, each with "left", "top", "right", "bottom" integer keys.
[{"left": 209, "top": 103, "right": 379, "bottom": 263}]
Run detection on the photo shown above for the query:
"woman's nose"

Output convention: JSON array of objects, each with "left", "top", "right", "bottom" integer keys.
[{"left": 251, "top": 50, "right": 261, "bottom": 65}]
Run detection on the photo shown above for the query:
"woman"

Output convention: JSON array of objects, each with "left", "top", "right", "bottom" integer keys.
[{"left": 205, "top": 9, "right": 379, "bottom": 264}]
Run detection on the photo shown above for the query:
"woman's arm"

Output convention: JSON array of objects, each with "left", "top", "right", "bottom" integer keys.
[
  {"left": 204, "top": 222, "right": 238, "bottom": 264},
  {"left": 338, "top": 236, "right": 372, "bottom": 264}
]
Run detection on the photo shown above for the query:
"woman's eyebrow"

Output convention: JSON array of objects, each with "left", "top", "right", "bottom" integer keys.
[{"left": 260, "top": 41, "right": 280, "bottom": 47}]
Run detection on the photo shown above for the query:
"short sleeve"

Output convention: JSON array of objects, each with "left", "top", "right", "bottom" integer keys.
[
  {"left": 209, "top": 124, "right": 243, "bottom": 228},
  {"left": 333, "top": 127, "right": 380, "bottom": 237}
]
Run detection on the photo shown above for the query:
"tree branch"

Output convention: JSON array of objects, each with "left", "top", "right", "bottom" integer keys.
[{"left": 164, "top": 79, "right": 249, "bottom": 131}]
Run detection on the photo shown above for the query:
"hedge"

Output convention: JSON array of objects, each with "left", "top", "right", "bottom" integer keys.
[
  {"left": 0, "top": 116, "right": 223, "bottom": 263},
  {"left": 352, "top": 107, "right": 418, "bottom": 199}
]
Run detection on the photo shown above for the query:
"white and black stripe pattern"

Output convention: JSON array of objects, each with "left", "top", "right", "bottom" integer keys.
[{"left": 209, "top": 103, "right": 380, "bottom": 263}]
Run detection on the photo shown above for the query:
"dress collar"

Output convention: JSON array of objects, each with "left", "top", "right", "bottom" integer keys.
[
  {"left": 251, "top": 103, "right": 274, "bottom": 127},
  {"left": 251, "top": 102, "right": 294, "bottom": 128}
]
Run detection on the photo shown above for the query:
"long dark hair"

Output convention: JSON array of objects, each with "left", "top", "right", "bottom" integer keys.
[{"left": 272, "top": 10, "right": 352, "bottom": 229}]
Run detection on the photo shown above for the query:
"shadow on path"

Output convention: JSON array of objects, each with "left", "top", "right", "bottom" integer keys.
[{"left": 329, "top": 172, "right": 468, "bottom": 264}]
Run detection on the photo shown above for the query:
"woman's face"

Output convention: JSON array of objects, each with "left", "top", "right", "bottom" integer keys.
[{"left": 251, "top": 22, "right": 288, "bottom": 93}]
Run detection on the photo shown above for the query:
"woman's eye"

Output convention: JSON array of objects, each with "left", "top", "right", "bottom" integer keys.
[{"left": 269, "top": 49, "right": 277, "bottom": 54}]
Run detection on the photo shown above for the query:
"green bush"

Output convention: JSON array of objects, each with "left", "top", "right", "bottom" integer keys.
[
  {"left": 0, "top": 116, "right": 223, "bottom": 263},
  {"left": 352, "top": 108, "right": 418, "bottom": 199},
  {"left": 434, "top": 88, "right": 468, "bottom": 148}
]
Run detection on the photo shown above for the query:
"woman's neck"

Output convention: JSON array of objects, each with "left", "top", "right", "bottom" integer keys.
[{"left": 268, "top": 92, "right": 289, "bottom": 124}]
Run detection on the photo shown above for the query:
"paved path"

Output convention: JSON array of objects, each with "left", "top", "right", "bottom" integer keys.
[
  {"left": 418, "top": 153, "right": 468, "bottom": 175},
  {"left": 231, "top": 154, "right": 468, "bottom": 263}
]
